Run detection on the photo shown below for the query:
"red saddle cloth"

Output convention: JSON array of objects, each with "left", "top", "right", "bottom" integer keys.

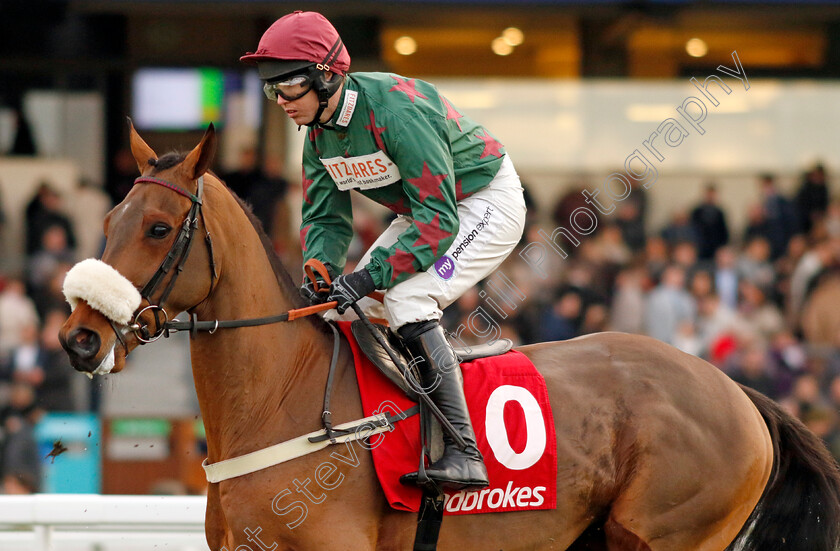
[{"left": 336, "top": 321, "right": 557, "bottom": 515}]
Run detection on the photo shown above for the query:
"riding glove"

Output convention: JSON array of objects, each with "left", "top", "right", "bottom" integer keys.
[
  {"left": 328, "top": 269, "right": 376, "bottom": 314},
  {"left": 299, "top": 263, "right": 337, "bottom": 306}
]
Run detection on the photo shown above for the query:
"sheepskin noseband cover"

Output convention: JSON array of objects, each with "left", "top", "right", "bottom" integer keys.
[{"left": 63, "top": 259, "right": 142, "bottom": 325}]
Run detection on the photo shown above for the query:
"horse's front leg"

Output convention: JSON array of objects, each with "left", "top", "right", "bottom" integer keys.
[{"left": 205, "top": 483, "right": 233, "bottom": 551}]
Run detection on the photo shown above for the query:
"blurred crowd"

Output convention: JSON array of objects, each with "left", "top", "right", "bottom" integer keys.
[
  {"left": 0, "top": 146, "right": 289, "bottom": 494},
  {"left": 0, "top": 182, "right": 89, "bottom": 494},
  {"left": 1, "top": 150, "right": 838, "bottom": 494},
  {"left": 431, "top": 163, "right": 840, "bottom": 465}
]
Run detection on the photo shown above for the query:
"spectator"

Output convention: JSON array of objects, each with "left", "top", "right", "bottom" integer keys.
[
  {"left": 800, "top": 272, "right": 840, "bottom": 346},
  {"left": 790, "top": 374, "right": 828, "bottom": 418},
  {"left": 671, "top": 241, "right": 700, "bottom": 278},
  {"left": 24, "top": 183, "right": 76, "bottom": 256},
  {"left": 0, "top": 382, "right": 42, "bottom": 492},
  {"left": 538, "top": 290, "right": 582, "bottom": 342},
  {"left": 696, "top": 292, "right": 749, "bottom": 359},
  {"left": 825, "top": 200, "right": 840, "bottom": 239},
  {"left": 768, "top": 331, "right": 807, "bottom": 396},
  {"left": 689, "top": 269, "right": 714, "bottom": 303},
  {"left": 738, "top": 280, "right": 785, "bottom": 342},
  {"left": 788, "top": 238, "right": 838, "bottom": 324},
  {"left": 248, "top": 155, "right": 289, "bottom": 248},
  {"left": 728, "top": 343, "right": 779, "bottom": 399},
  {"left": 796, "top": 163, "right": 830, "bottom": 235},
  {"left": 644, "top": 264, "right": 696, "bottom": 345},
  {"left": 579, "top": 303, "right": 609, "bottom": 335},
  {"left": 66, "top": 178, "right": 111, "bottom": 260},
  {"left": 222, "top": 146, "right": 264, "bottom": 202},
  {"left": 615, "top": 178, "right": 648, "bottom": 252},
  {"left": 673, "top": 321, "right": 702, "bottom": 357},
  {"left": 743, "top": 202, "right": 769, "bottom": 243},
  {"left": 757, "top": 173, "right": 798, "bottom": 260},
  {"left": 36, "top": 309, "right": 74, "bottom": 411},
  {"left": 609, "top": 265, "right": 647, "bottom": 334},
  {"left": 107, "top": 148, "right": 139, "bottom": 206},
  {"left": 590, "top": 222, "right": 631, "bottom": 268},
  {"left": 26, "top": 224, "right": 75, "bottom": 300},
  {"left": 713, "top": 246, "right": 739, "bottom": 309},
  {"left": 691, "top": 183, "right": 729, "bottom": 260},
  {"left": 644, "top": 235, "right": 669, "bottom": 283},
  {"left": 660, "top": 209, "right": 698, "bottom": 249},
  {"left": 737, "top": 236, "right": 775, "bottom": 290},
  {"left": 0, "top": 278, "right": 39, "bottom": 364}
]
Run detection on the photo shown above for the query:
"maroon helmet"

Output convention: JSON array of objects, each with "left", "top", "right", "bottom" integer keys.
[{"left": 241, "top": 11, "right": 351, "bottom": 81}]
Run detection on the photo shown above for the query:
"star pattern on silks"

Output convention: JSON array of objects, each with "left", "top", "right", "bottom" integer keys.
[
  {"left": 475, "top": 130, "right": 504, "bottom": 159},
  {"left": 406, "top": 162, "right": 447, "bottom": 203},
  {"left": 301, "top": 167, "right": 314, "bottom": 205},
  {"left": 308, "top": 127, "right": 323, "bottom": 154},
  {"left": 388, "top": 76, "right": 429, "bottom": 103},
  {"left": 386, "top": 248, "right": 417, "bottom": 283},
  {"left": 382, "top": 196, "right": 411, "bottom": 215},
  {"left": 441, "top": 96, "right": 464, "bottom": 132},
  {"left": 364, "top": 110, "right": 387, "bottom": 151},
  {"left": 412, "top": 213, "right": 452, "bottom": 256},
  {"left": 300, "top": 224, "right": 311, "bottom": 252}
]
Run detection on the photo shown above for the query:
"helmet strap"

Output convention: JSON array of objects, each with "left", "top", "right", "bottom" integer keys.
[{"left": 304, "top": 72, "right": 345, "bottom": 128}]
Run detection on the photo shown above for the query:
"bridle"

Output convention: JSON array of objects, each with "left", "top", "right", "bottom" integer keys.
[
  {"left": 127, "top": 174, "right": 217, "bottom": 344},
  {"left": 120, "top": 173, "right": 395, "bottom": 450},
  {"left": 122, "top": 173, "right": 339, "bottom": 346}
]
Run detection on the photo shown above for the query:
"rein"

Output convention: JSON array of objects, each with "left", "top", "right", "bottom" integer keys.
[{"left": 128, "top": 175, "right": 338, "bottom": 343}]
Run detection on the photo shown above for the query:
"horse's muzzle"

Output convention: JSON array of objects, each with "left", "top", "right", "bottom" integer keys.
[{"left": 60, "top": 326, "right": 101, "bottom": 372}]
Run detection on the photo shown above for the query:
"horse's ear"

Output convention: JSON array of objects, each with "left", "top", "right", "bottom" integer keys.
[
  {"left": 183, "top": 123, "right": 217, "bottom": 180},
  {"left": 127, "top": 118, "right": 158, "bottom": 174}
]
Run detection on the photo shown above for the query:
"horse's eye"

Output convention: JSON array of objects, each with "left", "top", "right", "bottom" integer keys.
[{"left": 147, "top": 223, "right": 171, "bottom": 239}]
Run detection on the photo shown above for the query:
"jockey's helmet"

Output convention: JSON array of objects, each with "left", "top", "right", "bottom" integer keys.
[{"left": 241, "top": 11, "right": 350, "bottom": 125}]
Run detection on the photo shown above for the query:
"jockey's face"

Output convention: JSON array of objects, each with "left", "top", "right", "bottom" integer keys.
[
  {"left": 274, "top": 72, "right": 342, "bottom": 126},
  {"left": 275, "top": 87, "right": 320, "bottom": 125}
]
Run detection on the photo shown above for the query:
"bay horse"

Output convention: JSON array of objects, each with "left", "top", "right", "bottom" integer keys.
[{"left": 60, "top": 124, "right": 840, "bottom": 551}]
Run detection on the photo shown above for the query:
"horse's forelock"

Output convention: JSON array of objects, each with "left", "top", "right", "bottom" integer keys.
[{"left": 150, "top": 152, "right": 187, "bottom": 174}]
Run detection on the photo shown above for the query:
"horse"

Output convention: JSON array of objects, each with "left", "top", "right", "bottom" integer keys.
[{"left": 60, "top": 123, "right": 840, "bottom": 551}]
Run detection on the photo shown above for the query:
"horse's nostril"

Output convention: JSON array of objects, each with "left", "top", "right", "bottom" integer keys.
[{"left": 67, "top": 328, "right": 101, "bottom": 360}]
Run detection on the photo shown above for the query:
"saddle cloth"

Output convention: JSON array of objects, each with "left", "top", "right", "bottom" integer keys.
[{"left": 336, "top": 321, "right": 557, "bottom": 515}]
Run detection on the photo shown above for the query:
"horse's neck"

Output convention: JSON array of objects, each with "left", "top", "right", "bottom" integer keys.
[{"left": 188, "top": 218, "right": 333, "bottom": 462}]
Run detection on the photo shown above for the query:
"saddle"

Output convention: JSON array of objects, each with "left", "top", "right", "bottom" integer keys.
[{"left": 349, "top": 320, "right": 513, "bottom": 402}]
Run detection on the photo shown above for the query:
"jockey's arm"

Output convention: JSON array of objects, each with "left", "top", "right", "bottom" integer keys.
[{"left": 299, "top": 139, "right": 354, "bottom": 274}]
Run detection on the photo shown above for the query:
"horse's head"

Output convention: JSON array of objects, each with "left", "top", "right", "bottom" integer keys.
[{"left": 60, "top": 121, "right": 218, "bottom": 375}]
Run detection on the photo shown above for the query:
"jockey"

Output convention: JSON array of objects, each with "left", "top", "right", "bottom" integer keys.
[{"left": 242, "top": 10, "right": 526, "bottom": 491}]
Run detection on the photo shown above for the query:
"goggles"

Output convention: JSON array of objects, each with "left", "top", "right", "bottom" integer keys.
[{"left": 263, "top": 73, "right": 313, "bottom": 102}]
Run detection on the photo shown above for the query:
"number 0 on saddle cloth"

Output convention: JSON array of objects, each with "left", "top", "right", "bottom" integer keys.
[{"left": 336, "top": 321, "right": 558, "bottom": 515}]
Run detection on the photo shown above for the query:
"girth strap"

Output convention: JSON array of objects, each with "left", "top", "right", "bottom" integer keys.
[{"left": 202, "top": 406, "right": 418, "bottom": 483}]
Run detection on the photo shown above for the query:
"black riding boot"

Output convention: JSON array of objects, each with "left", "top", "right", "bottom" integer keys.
[{"left": 399, "top": 321, "right": 489, "bottom": 491}]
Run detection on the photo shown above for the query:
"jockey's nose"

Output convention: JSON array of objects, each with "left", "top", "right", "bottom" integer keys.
[
  {"left": 64, "top": 327, "right": 101, "bottom": 362},
  {"left": 276, "top": 95, "right": 289, "bottom": 106}
]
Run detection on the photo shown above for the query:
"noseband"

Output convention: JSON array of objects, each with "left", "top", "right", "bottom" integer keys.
[{"left": 130, "top": 175, "right": 217, "bottom": 342}]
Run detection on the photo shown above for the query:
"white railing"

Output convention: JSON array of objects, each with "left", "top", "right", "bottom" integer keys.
[{"left": 0, "top": 494, "right": 210, "bottom": 551}]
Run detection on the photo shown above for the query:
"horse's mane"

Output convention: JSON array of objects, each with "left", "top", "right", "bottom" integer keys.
[{"left": 152, "top": 152, "right": 330, "bottom": 334}]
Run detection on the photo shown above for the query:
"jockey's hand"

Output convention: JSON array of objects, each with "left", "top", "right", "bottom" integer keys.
[
  {"left": 300, "top": 263, "right": 336, "bottom": 306},
  {"left": 328, "top": 269, "right": 376, "bottom": 314}
]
